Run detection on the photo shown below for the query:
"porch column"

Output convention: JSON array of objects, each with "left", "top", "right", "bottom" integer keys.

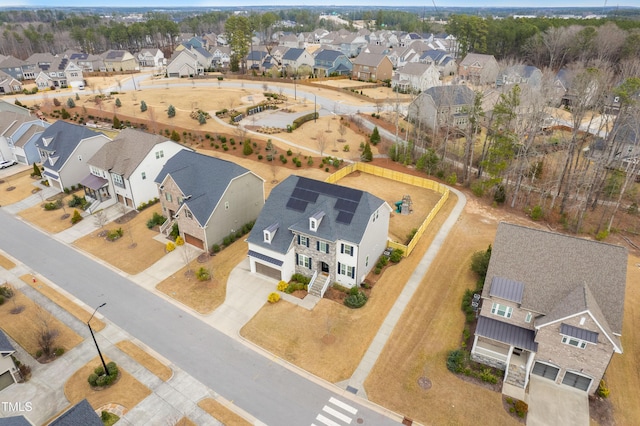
[
  {"left": 523, "top": 351, "right": 536, "bottom": 389},
  {"left": 503, "top": 346, "right": 514, "bottom": 383}
]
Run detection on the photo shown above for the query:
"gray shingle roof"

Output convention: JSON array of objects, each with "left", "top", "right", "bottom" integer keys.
[
  {"left": 0, "top": 416, "right": 33, "bottom": 426},
  {"left": 154, "top": 151, "right": 252, "bottom": 226},
  {"left": 282, "top": 47, "right": 305, "bottom": 61},
  {"left": 489, "top": 277, "right": 524, "bottom": 304},
  {"left": 314, "top": 49, "right": 344, "bottom": 62},
  {"left": 483, "top": 222, "right": 627, "bottom": 335},
  {"left": 459, "top": 52, "right": 496, "bottom": 67},
  {"left": 0, "top": 329, "right": 15, "bottom": 353},
  {"left": 246, "top": 175, "right": 385, "bottom": 255},
  {"left": 424, "top": 85, "right": 475, "bottom": 107},
  {"left": 50, "top": 399, "right": 102, "bottom": 426},
  {"left": 560, "top": 323, "right": 598, "bottom": 344},
  {"left": 475, "top": 316, "right": 538, "bottom": 352},
  {"left": 35, "top": 121, "right": 104, "bottom": 172},
  {"left": 353, "top": 53, "right": 387, "bottom": 67}
]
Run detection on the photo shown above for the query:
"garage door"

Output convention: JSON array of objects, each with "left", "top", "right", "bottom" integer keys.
[
  {"left": 562, "top": 372, "right": 592, "bottom": 391},
  {"left": 256, "top": 262, "right": 281, "bottom": 280},
  {"left": 0, "top": 370, "right": 14, "bottom": 391},
  {"left": 532, "top": 362, "right": 560, "bottom": 381},
  {"left": 184, "top": 233, "right": 205, "bottom": 250}
]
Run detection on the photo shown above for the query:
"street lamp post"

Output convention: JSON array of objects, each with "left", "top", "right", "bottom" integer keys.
[
  {"left": 313, "top": 94, "right": 317, "bottom": 122},
  {"left": 87, "top": 302, "right": 109, "bottom": 375}
]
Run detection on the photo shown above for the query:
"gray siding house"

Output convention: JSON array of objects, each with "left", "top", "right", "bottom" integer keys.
[
  {"left": 471, "top": 222, "right": 627, "bottom": 398},
  {"left": 247, "top": 175, "right": 392, "bottom": 295},
  {"left": 407, "top": 85, "right": 475, "bottom": 131}
]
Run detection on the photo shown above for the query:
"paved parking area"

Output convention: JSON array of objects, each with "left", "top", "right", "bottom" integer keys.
[{"left": 527, "top": 375, "right": 589, "bottom": 426}]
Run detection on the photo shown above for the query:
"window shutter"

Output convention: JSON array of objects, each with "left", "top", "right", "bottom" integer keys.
[
  {"left": 338, "top": 262, "right": 341, "bottom": 274},
  {"left": 309, "top": 257, "right": 312, "bottom": 269},
  {"left": 295, "top": 253, "right": 298, "bottom": 264},
  {"left": 341, "top": 244, "right": 344, "bottom": 254},
  {"left": 297, "top": 235, "right": 300, "bottom": 245},
  {"left": 306, "top": 238, "right": 309, "bottom": 247},
  {"left": 351, "top": 267, "right": 355, "bottom": 278},
  {"left": 316, "top": 241, "right": 319, "bottom": 251}
]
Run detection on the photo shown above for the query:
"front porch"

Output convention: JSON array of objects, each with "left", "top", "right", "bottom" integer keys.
[{"left": 80, "top": 173, "right": 114, "bottom": 213}]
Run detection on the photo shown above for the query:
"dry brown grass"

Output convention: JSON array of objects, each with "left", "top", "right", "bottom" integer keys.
[
  {"left": 115, "top": 340, "right": 172, "bottom": 382},
  {"left": 197, "top": 398, "right": 251, "bottom": 426},
  {"left": 0, "top": 288, "right": 83, "bottom": 358},
  {"left": 175, "top": 417, "right": 198, "bottom": 426},
  {"left": 240, "top": 194, "right": 456, "bottom": 383},
  {"left": 0, "top": 170, "right": 40, "bottom": 205},
  {"left": 18, "top": 190, "right": 85, "bottom": 234},
  {"left": 0, "top": 254, "right": 15, "bottom": 270},
  {"left": 20, "top": 274, "right": 105, "bottom": 332},
  {"left": 156, "top": 239, "right": 247, "bottom": 314},
  {"left": 73, "top": 204, "right": 166, "bottom": 275},
  {"left": 64, "top": 355, "right": 151, "bottom": 411}
]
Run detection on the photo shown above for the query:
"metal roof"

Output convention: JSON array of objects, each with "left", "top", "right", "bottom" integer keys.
[
  {"left": 79, "top": 173, "right": 108, "bottom": 190},
  {"left": 489, "top": 277, "right": 525, "bottom": 304},
  {"left": 560, "top": 323, "right": 598, "bottom": 344},
  {"left": 248, "top": 250, "right": 283, "bottom": 266},
  {"left": 476, "top": 316, "right": 538, "bottom": 352}
]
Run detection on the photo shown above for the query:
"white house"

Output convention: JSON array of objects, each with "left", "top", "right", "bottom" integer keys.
[
  {"left": 392, "top": 62, "right": 441, "bottom": 93},
  {"left": 0, "top": 330, "right": 19, "bottom": 392},
  {"left": 137, "top": 48, "right": 165, "bottom": 68},
  {"left": 166, "top": 49, "right": 202, "bottom": 78}
]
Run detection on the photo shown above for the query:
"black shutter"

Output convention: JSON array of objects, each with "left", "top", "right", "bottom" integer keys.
[
  {"left": 295, "top": 253, "right": 298, "bottom": 265},
  {"left": 316, "top": 241, "right": 320, "bottom": 251},
  {"left": 341, "top": 243, "right": 344, "bottom": 254},
  {"left": 351, "top": 266, "right": 355, "bottom": 278},
  {"left": 297, "top": 235, "right": 300, "bottom": 245},
  {"left": 338, "top": 262, "right": 341, "bottom": 275}
]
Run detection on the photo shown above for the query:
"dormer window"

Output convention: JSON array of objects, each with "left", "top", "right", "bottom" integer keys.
[
  {"left": 264, "top": 223, "right": 279, "bottom": 244},
  {"left": 310, "top": 211, "right": 325, "bottom": 231}
]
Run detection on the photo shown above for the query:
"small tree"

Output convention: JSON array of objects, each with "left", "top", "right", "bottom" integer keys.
[
  {"left": 93, "top": 210, "right": 107, "bottom": 228},
  {"left": 113, "top": 116, "right": 121, "bottom": 129},
  {"left": 361, "top": 142, "right": 373, "bottom": 162},
  {"left": 471, "top": 244, "right": 492, "bottom": 283},
  {"left": 243, "top": 139, "right": 253, "bottom": 156},
  {"left": 32, "top": 163, "right": 41, "bottom": 178},
  {"left": 115, "top": 98, "right": 122, "bottom": 108},
  {"left": 370, "top": 126, "right": 381, "bottom": 145},
  {"left": 170, "top": 130, "right": 180, "bottom": 142},
  {"left": 75, "top": 93, "right": 80, "bottom": 101},
  {"left": 198, "top": 112, "right": 206, "bottom": 125},
  {"left": 34, "top": 305, "right": 59, "bottom": 358},
  {"left": 71, "top": 209, "right": 83, "bottom": 224},
  {"left": 167, "top": 104, "right": 176, "bottom": 118},
  {"left": 66, "top": 98, "right": 75, "bottom": 108},
  {"left": 140, "top": 100, "right": 147, "bottom": 112}
]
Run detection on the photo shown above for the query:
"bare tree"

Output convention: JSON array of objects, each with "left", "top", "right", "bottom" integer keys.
[
  {"left": 93, "top": 210, "right": 108, "bottom": 229},
  {"left": 33, "top": 305, "right": 59, "bottom": 358},
  {"left": 338, "top": 120, "right": 347, "bottom": 142},
  {"left": 316, "top": 131, "right": 327, "bottom": 158}
]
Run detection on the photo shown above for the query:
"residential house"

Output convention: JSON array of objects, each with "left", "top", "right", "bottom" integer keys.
[
  {"left": 189, "top": 46, "right": 214, "bottom": 70},
  {"left": 246, "top": 50, "right": 269, "bottom": 72},
  {"left": 247, "top": 175, "right": 392, "bottom": 295},
  {"left": 0, "top": 70, "right": 22, "bottom": 94},
  {"left": 0, "top": 110, "right": 50, "bottom": 165},
  {"left": 351, "top": 53, "right": 393, "bottom": 82},
  {"left": 281, "top": 47, "right": 314, "bottom": 75},
  {"left": 496, "top": 64, "right": 543, "bottom": 88},
  {"left": 35, "top": 121, "right": 112, "bottom": 191},
  {"left": 0, "top": 330, "right": 18, "bottom": 392},
  {"left": 392, "top": 63, "right": 441, "bottom": 93},
  {"left": 210, "top": 46, "right": 231, "bottom": 68},
  {"left": 0, "top": 56, "right": 26, "bottom": 81},
  {"left": 268, "top": 45, "right": 289, "bottom": 66},
  {"left": 0, "top": 99, "right": 31, "bottom": 116},
  {"left": 82, "top": 128, "right": 188, "bottom": 211},
  {"left": 166, "top": 49, "right": 202, "bottom": 78},
  {"left": 313, "top": 49, "right": 353, "bottom": 77},
  {"left": 458, "top": 53, "right": 500, "bottom": 86},
  {"left": 155, "top": 151, "right": 264, "bottom": 251},
  {"left": 280, "top": 33, "right": 302, "bottom": 49},
  {"left": 335, "top": 33, "right": 368, "bottom": 58},
  {"left": 68, "top": 52, "right": 106, "bottom": 73},
  {"left": 137, "top": 48, "right": 165, "bottom": 68},
  {"left": 101, "top": 50, "right": 138, "bottom": 72},
  {"left": 419, "top": 50, "right": 457, "bottom": 77},
  {"left": 408, "top": 85, "right": 475, "bottom": 131},
  {"left": 49, "top": 399, "right": 102, "bottom": 425},
  {"left": 471, "top": 222, "right": 626, "bottom": 398}
]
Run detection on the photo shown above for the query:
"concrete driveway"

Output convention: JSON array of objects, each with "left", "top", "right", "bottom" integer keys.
[{"left": 527, "top": 375, "right": 589, "bottom": 426}]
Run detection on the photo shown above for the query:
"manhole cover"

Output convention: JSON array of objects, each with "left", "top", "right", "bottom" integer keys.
[
  {"left": 356, "top": 418, "right": 364, "bottom": 424},
  {"left": 417, "top": 376, "right": 432, "bottom": 390}
]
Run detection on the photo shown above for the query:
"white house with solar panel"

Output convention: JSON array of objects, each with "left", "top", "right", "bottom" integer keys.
[
  {"left": 246, "top": 175, "right": 392, "bottom": 296},
  {"left": 471, "top": 222, "right": 627, "bottom": 399}
]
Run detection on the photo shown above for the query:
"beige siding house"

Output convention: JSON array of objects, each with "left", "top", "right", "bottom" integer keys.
[
  {"left": 351, "top": 53, "right": 393, "bottom": 82},
  {"left": 458, "top": 53, "right": 499, "bottom": 86}
]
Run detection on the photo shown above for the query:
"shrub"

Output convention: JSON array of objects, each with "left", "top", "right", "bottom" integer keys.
[
  {"left": 175, "top": 236, "right": 185, "bottom": 246},
  {"left": 478, "top": 368, "right": 498, "bottom": 384},
  {"left": 167, "top": 104, "right": 176, "bottom": 118},
  {"left": 94, "top": 365, "right": 105, "bottom": 376},
  {"left": 370, "top": 126, "right": 380, "bottom": 145},
  {"left": 0, "top": 295, "right": 3, "bottom": 305},
  {"left": 32, "top": 163, "right": 42, "bottom": 178},
  {"left": 170, "top": 130, "right": 180, "bottom": 142},
  {"left": 71, "top": 210, "right": 83, "bottom": 224},
  {"left": 88, "top": 373, "right": 98, "bottom": 386},
  {"left": 597, "top": 379, "right": 610, "bottom": 398},
  {"left": 268, "top": 292, "right": 280, "bottom": 303},
  {"left": 290, "top": 273, "right": 311, "bottom": 285},
  {"left": 53, "top": 98, "right": 61, "bottom": 107},
  {"left": 374, "top": 267, "right": 382, "bottom": 274},
  {"left": 106, "top": 228, "right": 123, "bottom": 241},
  {"left": 471, "top": 181, "right": 485, "bottom": 197},
  {"left": 115, "top": 98, "right": 121, "bottom": 108},
  {"left": 530, "top": 205, "right": 543, "bottom": 221},
  {"left": 389, "top": 249, "right": 403, "bottom": 263},
  {"left": 113, "top": 116, "right": 121, "bottom": 129},
  {"left": 54, "top": 348, "right": 64, "bottom": 357},
  {"left": 470, "top": 245, "right": 492, "bottom": 282},
  {"left": 196, "top": 267, "right": 211, "bottom": 281},
  {"left": 96, "top": 375, "right": 108, "bottom": 386},
  {"left": 0, "top": 286, "right": 15, "bottom": 298},
  {"left": 243, "top": 139, "right": 253, "bottom": 155},
  {"left": 60, "top": 108, "right": 70, "bottom": 119},
  {"left": 170, "top": 223, "right": 179, "bottom": 240},
  {"left": 140, "top": 100, "right": 147, "bottom": 112},
  {"left": 166, "top": 242, "right": 176, "bottom": 252},
  {"left": 361, "top": 142, "right": 373, "bottom": 162},
  {"left": 446, "top": 173, "right": 457, "bottom": 185},
  {"left": 146, "top": 212, "right": 166, "bottom": 229},
  {"left": 343, "top": 144, "right": 350, "bottom": 152},
  {"left": 277, "top": 281, "right": 288, "bottom": 291},
  {"left": 446, "top": 350, "right": 466, "bottom": 373},
  {"left": 68, "top": 194, "right": 86, "bottom": 208},
  {"left": 514, "top": 400, "right": 528, "bottom": 418},
  {"left": 211, "top": 244, "right": 221, "bottom": 253},
  {"left": 66, "top": 98, "right": 75, "bottom": 108},
  {"left": 44, "top": 201, "right": 60, "bottom": 210},
  {"left": 344, "top": 290, "right": 368, "bottom": 308},
  {"left": 595, "top": 230, "right": 609, "bottom": 241},
  {"left": 291, "top": 112, "right": 318, "bottom": 129},
  {"left": 493, "top": 184, "right": 506, "bottom": 204}
]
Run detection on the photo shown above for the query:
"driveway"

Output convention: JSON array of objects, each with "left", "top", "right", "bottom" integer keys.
[{"left": 527, "top": 375, "right": 589, "bottom": 426}]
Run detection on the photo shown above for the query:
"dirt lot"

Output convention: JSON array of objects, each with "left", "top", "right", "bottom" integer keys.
[
  {"left": 336, "top": 171, "right": 442, "bottom": 243},
  {"left": 0, "top": 170, "right": 40, "bottom": 206},
  {"left": 73, "top": 205, "right": 166, "bottom": 275}
]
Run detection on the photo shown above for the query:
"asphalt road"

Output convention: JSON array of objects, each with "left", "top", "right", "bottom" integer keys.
[{"left": 0, "top": 209, "right": 399, "bottom": 425}]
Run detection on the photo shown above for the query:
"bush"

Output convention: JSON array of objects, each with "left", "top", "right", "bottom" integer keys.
[
  {"left": 243, "top": 139, "right": 253, "bottom": 155},
  {"left": 140, "top": 100, "right": 147, "bottom": 112},
  {"left": 60, "top": 108, "right": 70, "bottom": 119},
  {"left": 268, "top": 292, "right": 280, "bottom": 303},
  {"left": 106, "top": 228, "right": 123, "bottom": 241},
  {"left": 478, "top": 368, "right": 498, "bottom": 384},
  {"left": 88, "top": 373, "right": 98, "bottom": 386},
  {"left": 597, "top": 379, "right": 610, "bottom": 398},
  {"left": 493, "top": 184, "right": 506, "bottom": 204},
  {"left": 170, "top": 223, "right": 179, "bottom": 240},
  {"left": 94, "top": 365, "right": 105, "bottom": 376},
  {"left": 530, "top": 205, "right": 543, "bottom": 221},
  {"left": 370, "top": 126, "right": 380, "bottom": 145},
  {"left": 277, "top": 281, "right": 288, "bottom": 291},
  {"left": 54, "top": 348, "right": 64, "bottom": 357},
  {"left": 175, "top": 236, "right": 185, "bottom": 246},
  {"left": 96, "top": 375, "right": 108, "bottom": 387},
  {"left": 196, "top": 267, "right": 211, "bottom": 281},
  {"left": 66, "top": 98, "right": 75, "bottom": 108},
  {"left": 514, "top": 400, "right": 528, "bottom": 418},
  {"left": 446, "top": 350, "right": 466, "bottom": 373},
  {"left": 291, "top": 112, "right": 318, "bottom": 129},
  {"left": 344, "top": 290, "right": 368, "bottom": 308},
  {"left": 374, "top": 267, "right": 382, "bottom": 274},
  {"left": 389, "top": 249, "right": 403, "bottom": 263},
  {"left": 595, "top": 230, "right": 609, "bottom": 241},
  {"left": 290, "top": 273, "right": 311, "bottom": 285},
  {"left": 166, "top": 242, "right": 176, "bottom": 252},
  {"left": 167, "top": 104, "right": 176, "bottom": 118},
  {"left": 446, "top": 173, "right": 457, "bottom": 185},
  {"left": 0, "top": 295, "right": 4, "bottom": 305},
  {"left": 0, "top": 286, "right": 14, "bottom": 299},
  {"left": 211, "top": 244, "right": 220, "bottom": 253},
  {"left": 68, "top": 194, "right": 86, "bottom": 208},
  {"left": 470, "top": 245, "right": 492, "bottom": 282},
  {"left": 471, "top": 181, "right": 485, "bottom": 197},
  {"left": 146, "top": 212, "right": 166, "bottom": 229}
]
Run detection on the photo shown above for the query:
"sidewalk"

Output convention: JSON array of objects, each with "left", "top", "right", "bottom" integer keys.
[
  {"left": 54, "top": 203, "right": 125, "bottom": 244},
  {"left": 0, "top": 261, "right": 251, "bottom": 425}
]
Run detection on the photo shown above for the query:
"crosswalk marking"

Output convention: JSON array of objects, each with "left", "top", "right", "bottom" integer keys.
[
  {"left": 315, "top": 414, "right": 341, "bottom": 426},
  {"left": 322, "top": 405, "right": 352, "bottom": 424},
  {"left": 329, "top": 397, "right": 358, "bottom": 415}
]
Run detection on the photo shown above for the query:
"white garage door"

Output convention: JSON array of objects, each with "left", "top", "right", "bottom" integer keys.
[
  {"left": 532, "top": 362, "right": 560, "bottom": 381},
  {"left": 562, "top": 372, "right": 592, "bottom": 392}
]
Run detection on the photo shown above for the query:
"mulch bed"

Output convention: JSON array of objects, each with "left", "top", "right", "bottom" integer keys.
[
  {"left": 115, "top": 210, "right": 138, "bottom": 224},
  {"left": 6, "top": 186, "right": 15, "bottom": 191},
  {"left": 589, "top": 395, "right": 614, "bottom": 426},
  {"left": 197, "top": 253, "right": 211, "bottom": 263},
  {"left": 452, "top": 371, "right": 503, "bottom": 393},
  {"left": 502, "top": 396, "right": 527, "bottom": 424},
  {"left": 290, "top": 289, "right": 307, "bottom": 299}
]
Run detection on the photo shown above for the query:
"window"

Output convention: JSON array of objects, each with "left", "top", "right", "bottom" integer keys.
[
  {"left": 310, "top": 218, "right": 318, "bottom": 231},
  {"left": 338, "top": 262, "right": 355, "bottom": 278},
  {"left": 562, "top": 336, "right": 587, "bottom": 349},
  {"left": 165, "top": 192, "right": 172, "bottom": 202},
  {"left": 317, "top": 241, "right": 329, "bottom": 253},
  {"left": 341, "top": 243, "right": 353, "bottom": 256},
  {"left": 78, "top": 155, "right": 82, "bottom": 161},
  {"left": 177, "top": 197, "right": 183, "bottom": 204},
  {"left": 297, "top": 254, "right": 311, "bottom": 269},
  {"left": 141, "top": 171, "right": 146, "bottom": 180},
  {"left": 525, "top": 312, "right": 532, "bottom": 323},
  {"left": 365, "top": 256, "right": 369, "bottom": 267},
  {"left": 112, "top": 174, "right": 125, "bottom": 188},
  {"left": 155, "top": 150, "right": 164, "bottom": 159},
  {"left": 490, "top": 302, "right": 512, "bottom": 319},
  {"left": 185, "top": 210, "right": 193, "bottom": 219},
  {"left": 299, "top": 235, "right": 309, "bottom": 247}
]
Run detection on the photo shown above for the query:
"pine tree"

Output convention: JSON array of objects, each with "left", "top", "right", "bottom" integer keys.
[
  {"left": 32, "top": 163, "right": 41, "bottom": 178},
  {"left": 115, "top": 98, "right": 122, "bottom": 108},
  {"left": 167, "top": 104, "right": 176, "bottom": 118},
  {"left": 75, "top": 93, "right": 79, "bottom": 101},
  {"left": 198, "top": 112, "right": 206, "bottom": 125},
  {"left": 140, "top": 100, "right": 147, "bottom": 112},
  {"left": 362, "top": 142, "right": 373, "bottom": 162},
  {"left": 370, "top": 126, "right": 381, "bottom": 145},
  {"left": 66, "top": 98, "right": 75, "bottom": 108}
]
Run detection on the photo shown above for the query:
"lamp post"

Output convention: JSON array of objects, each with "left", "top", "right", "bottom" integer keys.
[
  {"left": 87, "top": 302, "right": 109, "bottom": 375},
  {"left": 313, "top": 94, "right": 317, "bottom": 122},
  {"left": 293, "top": 75, "right": 297, "bottom": 100}
]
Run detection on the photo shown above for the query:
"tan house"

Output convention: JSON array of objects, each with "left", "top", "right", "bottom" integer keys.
[
  {"left": 471, "top": 222, "right": 627, "bottom": 399},
  {"left": 101, "top": 50, "right": 138, "bottom": 72},
  {"left": 458, "top": 53, "right": 499, "bottom": 86},
  {"left": 155, "top": 151, "right": 264, "bottom": 251},
  {"left": 351, "top": 53, "right": 393, "bottom": 82}
]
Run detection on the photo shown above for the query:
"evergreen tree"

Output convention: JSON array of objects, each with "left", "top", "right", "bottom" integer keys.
[
  {"left": 75, "top": 93, "right": 79, "bottom": 101},
  {"left": 167, "top": 104, "right": 176, "bottom": 118},
  {"left": 198, "top": 112, "right": 206, "bottom": 125},
  {"left": 362, "top": 142, "right": 373, "bottom": 162},
  {"left": 170, "top": 130, "right": 180, "bottom": 142},
  {"left": 115, "top": 98, "right": 122, "bottom": 108},
  {"left": 32, "top": 163, "right": 41, "bottom": 178},
  {"left": 243, "top": 139, "right": 253, "bottom": 156},
  {"left": 370, "top": 126, "right": 381, "bottom": 145},
  {"left": 113, "top": 116, "right": 121, "bottom": 129},
  {"left": 66, "top": 98, "right": 75, "bottom": 108},
  {"left": 140, "top": 100, "right": 147, "bottom": 112}
]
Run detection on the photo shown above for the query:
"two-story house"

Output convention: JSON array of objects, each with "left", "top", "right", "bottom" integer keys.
[
  {"left": 471, "top": 222, "right": 627, "bottom": 398},
  {"left": 0, "top": 108, "right": 49, "bottom": 165},
  {"left": 392, "top": 62, "right": 441, "bottom": 94},
  {"left": 351, "top": 53, "right": 393, "bottom": 82},
  {"left": 407, "top": 85, "right": 475, "bottom": 131},
  {"left": 247, "top": 175, "right": 392, "bottom": 295},
  {"left": 0, "top": 70, "right": 22, "bottom": 95},
  {"left": 101, "top": 50, "right": 138, "bottom": 72},
  {"left": 313, "top": 49, "right": 353, "bottom": 77},
  {"left": 35, "top": 121, "right": 112, "bottom": 191},
  {"left": 137, "top": 48, "right": 165, "bottom": 68},
  {"left": 281, "top": 48, "right": 315, "bottom": 76},
  {"left": 166, "top": 49, "right": 202, "bottom": 78},
  {"left": 458, "top": 53, "right": 500, "bottom": 86},
  {"left": 419, "top": 50, "right": 457, "bottom": 77},
  {"left": 496, "top": 64, "right": 543, "bottom": 88},
  {"left": 155, "top": 151, "right": 264, "bottom": 251},
  {"left": 82, "top": 129, "right": 188, "bottom": 212}
]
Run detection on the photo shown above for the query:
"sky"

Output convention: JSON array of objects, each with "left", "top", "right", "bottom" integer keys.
[{"left": 0, "top": 1, "right": 636, "bottom": 8}]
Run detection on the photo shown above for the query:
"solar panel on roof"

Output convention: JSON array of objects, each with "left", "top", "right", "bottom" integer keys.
[
  {"left": 336, "top": 211, "right": 354, "bottom": 224},
  {"left": 335, "top": 198, "right": 358, "bottom": 213},
  {"left": 291, "top": 187, "right": 319, "bottom": 203},
  {"left": 286, "top": 198, "right": 308, "bottom": 212}
]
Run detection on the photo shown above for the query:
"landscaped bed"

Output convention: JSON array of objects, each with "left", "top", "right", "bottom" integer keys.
[{"left": 18, "top": 190, "right": 87, "bottom": 234}]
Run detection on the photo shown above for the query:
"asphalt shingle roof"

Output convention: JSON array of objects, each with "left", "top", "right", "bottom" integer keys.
[
  {"left": 246, "top": 175, "right": 385, "bottom": 254},
  {"left": 50, "top": 399, "right": 102, "bottom": 426},
  {"left": 35, "top": 121, "right": 104, "bottom": 172},
  {"left": 314, "top": 49, "right": 344, "bottom": 62},
  {"left": 154, "top": 151, "right": 252, "bottom": 226},
  {"left": 423, "top": 85, "right": 475, "bottom": 107},
  {"left": 282, "top": 47, "right": 305, "bottom": 61},
  {"left": 352, "top": 52, "right": 387, "bottom": 68},
  {"left": 0, "top": 329, "right": 15, "bottom": 353}
]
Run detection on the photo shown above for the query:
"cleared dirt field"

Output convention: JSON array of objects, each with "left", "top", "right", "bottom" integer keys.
[
  {"left": 73, "top": 205, "right": 166, "bottom": 275},
  {"left": 336, "top": 171, "right": 442, "bottom": 243},
  {"left": 0, "top": 170, "right": 40, "bottom": 206}
]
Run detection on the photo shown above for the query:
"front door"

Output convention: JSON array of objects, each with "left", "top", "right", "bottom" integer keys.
[{"left": 321, "top": 261, "right": 329, "bottom": 274}]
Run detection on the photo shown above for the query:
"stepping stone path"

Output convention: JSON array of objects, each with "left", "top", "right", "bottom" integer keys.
[{"left": 96, "top": 403, "right": 128, "bottom": 417}]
